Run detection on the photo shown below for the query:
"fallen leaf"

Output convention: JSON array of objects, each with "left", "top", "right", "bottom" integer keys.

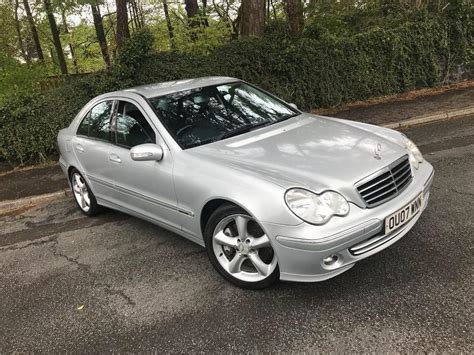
[{"left": 77, "top": 304, "right": 85, "bottom": 310}]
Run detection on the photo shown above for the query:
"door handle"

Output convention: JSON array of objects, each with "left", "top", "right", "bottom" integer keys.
[
  {"left": 109, "top": 153, "right": 122, "bottom": 164},
  {"left": 75, "top": 144, "right": 84, "bottom": 152}
]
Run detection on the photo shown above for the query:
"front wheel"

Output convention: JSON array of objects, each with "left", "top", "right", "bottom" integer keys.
[{"left": 204, "top": 204, "right": 279, "bottom": 289}]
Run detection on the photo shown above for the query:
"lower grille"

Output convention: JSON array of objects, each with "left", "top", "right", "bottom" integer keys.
[
  {"left": 356, "top": 155, "right": 412, "bottom": 207},
  {"left": 349, "top": 231, "right": 394, "bottom": 256}
]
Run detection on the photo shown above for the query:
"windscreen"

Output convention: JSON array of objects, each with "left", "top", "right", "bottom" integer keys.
[{"left": 148, "top": 82, "right": 298, "bottom": 149}]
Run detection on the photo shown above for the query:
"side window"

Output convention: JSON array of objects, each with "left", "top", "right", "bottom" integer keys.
[
  {"left": 77, "top": 113, "right": 89, "bottom": 136},
  {"left": 115, "top": 101, "right": 156, "bottom": 148},
  {"left": 76, "top": 100, "right": 113, "bottom": 141},
  {"left": 88, "top": 101, "right": 113, "bottom": 141}
]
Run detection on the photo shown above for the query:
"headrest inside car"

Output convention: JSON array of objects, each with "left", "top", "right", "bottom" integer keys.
[{"left": 193, "top": 95, "right": 210, "bottom": 105}]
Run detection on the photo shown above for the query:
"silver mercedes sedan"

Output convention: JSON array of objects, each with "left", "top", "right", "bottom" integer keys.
[{"left": 57, "top": 76, "right": 434, "bottom": 289}]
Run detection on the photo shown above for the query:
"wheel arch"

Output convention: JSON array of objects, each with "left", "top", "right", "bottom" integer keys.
[
  {"left": 200, "top": 198, "right": 253, "bottom": 237},
  {"left": 67, "top": 165, "right": 78, "bottom": 179}
]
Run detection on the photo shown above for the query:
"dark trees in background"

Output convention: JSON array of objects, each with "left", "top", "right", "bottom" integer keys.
[
  {"left": 61, "top": 10, "right": 78, "bottom": 73},
  {"left": 184, "top": 0, "right": 200, "bottom": 40},
  {"left": 90, "top": 2, "right": 110, "bottom": 66},
  {"left": 284, "top": 0, "right": 304, "bottom": 37},
  {"left": 185, "top": 0, "right": 199, "bottom": 18},
  {"left": 239, "top": 0, "right": 265, "bottom": 37},
  {"left": 128, "top": 0, "right": 144, "bottom": 31},
  {"left": 23, "top": 0, "right": 44, "bottom": 61},
  {"left": 115, "top": 0, "right": 130, "bottom": 51},
  {"left": 202, "top": 0, "right": 209, "bottom": 27},
  {"left": 43, "top": 0, "right": 68, "bottom": 74},
  {"left": 14, "top": 0, "right": 30, "bottom": 63},
  {"left": 162, "top": 0, "right": 175, "bottom": 49},
  {"left": 212, "top": 0, "right": 239, "bottom": 38}
]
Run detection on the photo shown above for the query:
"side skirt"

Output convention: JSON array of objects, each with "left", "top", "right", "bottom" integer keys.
[{"left": 97, "top": 197, "right": 205, "bottom": 247}]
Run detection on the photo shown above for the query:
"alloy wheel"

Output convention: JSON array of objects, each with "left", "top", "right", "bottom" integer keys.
[
  {"left": 71, "top": 172, "right": 91, "bottom": 213},
  {"left": 212, "top": 214, "right": 277, "bottom": 283}
]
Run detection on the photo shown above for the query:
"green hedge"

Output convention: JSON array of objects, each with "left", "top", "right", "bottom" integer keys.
[
  {"left": 135, "top": 17, "right": 472, "bottom": 108},
  {"left": 0, "top": 14, "right": 472, "bottom": 166}
]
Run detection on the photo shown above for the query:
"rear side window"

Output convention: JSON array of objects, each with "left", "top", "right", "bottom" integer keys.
[
  {"left": 115, "top": 101, "right": 156, "bottom": 148},
  {"left": 76, "top": 100, "right": 113, "bottom": 141},
  {"left": 77, "top": 115, "right": 89, "bottom": 136}
]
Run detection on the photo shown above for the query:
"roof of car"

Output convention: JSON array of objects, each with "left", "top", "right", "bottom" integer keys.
[{"left": 121, "top": 76, "right": 240, "bottom": 98}]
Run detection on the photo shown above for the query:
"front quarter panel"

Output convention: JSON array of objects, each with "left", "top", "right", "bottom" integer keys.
[{"left": 172, "top": 152, "right": 303, "bottom": 241}]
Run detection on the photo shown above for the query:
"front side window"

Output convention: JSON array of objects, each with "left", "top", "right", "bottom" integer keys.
[
  {"left": 149, "top": 82, "right": 297, "bottom": 149},
  {"left": 115, "top": 101, "right": 156, "bottom": 148},
  {"left": 77, "top": 100, "right": 113, "bottom": 141}
]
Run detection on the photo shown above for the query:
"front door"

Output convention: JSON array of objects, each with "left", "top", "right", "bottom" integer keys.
[{"left": 106, "top": 99, "right": 181, "bottom": 230}]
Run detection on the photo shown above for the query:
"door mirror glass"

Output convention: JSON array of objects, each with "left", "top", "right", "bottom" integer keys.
[{"left": 130, "top": 144, "right": 164, "bottom": 161}]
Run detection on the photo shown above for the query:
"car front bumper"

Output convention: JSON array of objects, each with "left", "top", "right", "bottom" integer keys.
[{"left": 261, "top": 161, "right": 434, "bottom": 282}]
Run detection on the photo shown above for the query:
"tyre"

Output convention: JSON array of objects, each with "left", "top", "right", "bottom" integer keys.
[
  {"left": 204, "top": 204, "right": 279, "bottom": 289},
  {"left": 69, "top": 168, "right": 101, "bottom": 216}
]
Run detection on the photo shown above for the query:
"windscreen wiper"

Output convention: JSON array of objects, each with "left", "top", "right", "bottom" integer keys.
[
  {"left": 217, "top": 124, "right": 257, "bottom": 141},
  {"left": 183, "top": 125, "right": 256, "bottom": 149},
  {"left": 217, "top": 120, "right": 279, "bottom": 141}
]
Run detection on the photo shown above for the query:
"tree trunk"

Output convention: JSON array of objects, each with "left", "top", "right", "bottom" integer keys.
[
  {"left": 44, "top": 0, "right": 68, "bottom": 74},
  {"left": 14, "top": 0, "right": 30, "bottom": 63},
  {"left": 23, "top": 0, "right": 44, "bottom": 60},
  {"left": 185, "top": 0, "right": 199, "bottom": 18},
  {"left": 265, "top": 0, "right": 270, "bottom": 22},
  {"left": 284, "top": 0, "right": 304, "bottom": 37},
  {"left": 91, "top": 3, "right": 110, "bottom": 67},
  {"left": 162, "top": 0, "right": 175, "bottom": 49},
  {"left": 202, "top": 0, "right": 209, "bottom": 27},
  {"left": 270, "top": 0, "right": 277, "bottom": 19},
  {"left": 185, "top": 0, "right": 200, "bottom": 41},
  {"left": 115, "top": 0, "right": 130, "bottom": 51},
  {"left": 136, "top": 0, "right": 145, "bottom": 27},
  {"left": 49, "top": 47, "right": 56, "bottom": 65},
  {"left": 61, "top": 10, "right": 78, "bottom": 73},
  {"left": 128, "top": 1, "right": 137, "bottom": 31},
  {"left": 239, "top": 0, "right": 265, "bottom": 37},
  {"left": 129, "top": 0, "right": 142, "bottom": 29}
]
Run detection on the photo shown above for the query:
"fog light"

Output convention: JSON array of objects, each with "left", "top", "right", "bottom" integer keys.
[{"left": 323, "top": 254, "right": 338, "bottom": 266}]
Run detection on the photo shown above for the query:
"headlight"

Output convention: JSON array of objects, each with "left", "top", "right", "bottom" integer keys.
[
  {"left": 285, "top": 188, "right": 349, "bottom": 225},
  {"left": 402, "top": 135, "right": 424, "bottom": 169}
]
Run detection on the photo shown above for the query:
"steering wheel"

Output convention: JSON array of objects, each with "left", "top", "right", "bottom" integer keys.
[{"left": 176, "top": 124, "right": 199, "bottom": 137}]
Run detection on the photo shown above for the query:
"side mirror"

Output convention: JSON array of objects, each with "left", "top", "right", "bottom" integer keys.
[
  {"left": 130, "top": 143, "right": 164, "bottom": 162},
  {"left": 288, "top": 103, "right": 298, "bottom": 110}
]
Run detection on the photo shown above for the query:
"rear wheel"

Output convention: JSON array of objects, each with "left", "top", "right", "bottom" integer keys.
[
  {"left": 70, "top": 169, "right": 101, "bottom": 216},
  {"left": 204, "top": 204, "right": 279, "bottom": 289}
]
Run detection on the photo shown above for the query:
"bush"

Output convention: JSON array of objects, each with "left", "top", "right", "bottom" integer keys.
[
  {"left": 0, "top": 14, "right": 472, "bottom": 166},
  {"left": 135, "top": 17, "right": 471, "bottom": 108}
]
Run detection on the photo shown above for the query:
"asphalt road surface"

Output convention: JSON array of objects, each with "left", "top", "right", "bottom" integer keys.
[{"left": 1, "top": 116, "right": 473, "bottom": 352}]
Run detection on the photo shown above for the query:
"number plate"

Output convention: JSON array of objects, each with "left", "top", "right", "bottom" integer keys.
[{"left": 384, "top": 193, "right": 423, "bottom": 234}]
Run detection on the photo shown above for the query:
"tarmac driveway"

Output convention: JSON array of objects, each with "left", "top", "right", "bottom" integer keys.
[{"left": 0, "top": 117, "right": 473, "bottom": 352}]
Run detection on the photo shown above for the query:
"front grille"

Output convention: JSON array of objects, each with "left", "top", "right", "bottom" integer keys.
[{"left": 356, "top": 156, "right": 412, "bottom": 207}]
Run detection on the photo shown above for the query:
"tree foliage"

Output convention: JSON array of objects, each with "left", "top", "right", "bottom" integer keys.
[{"left": 0, "top": 0, "right": 472, "bottom": 166}]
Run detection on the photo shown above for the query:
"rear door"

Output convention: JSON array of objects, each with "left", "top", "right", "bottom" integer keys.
[
  {"left": 72, "top": 100, "right": 116, "bottom": 199},
  {"left": 106, "top": 99, "right": 181, "bottom": 230}
]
